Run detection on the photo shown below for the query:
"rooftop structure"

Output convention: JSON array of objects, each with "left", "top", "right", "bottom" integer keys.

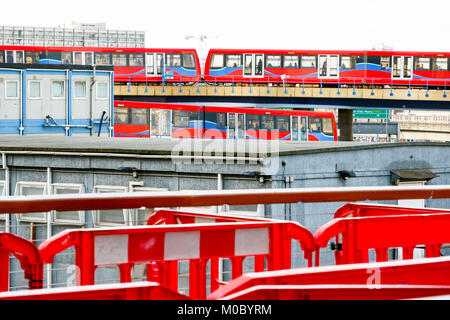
[{"left": 0, "top": 22, "right": 145, "bottom": 48}]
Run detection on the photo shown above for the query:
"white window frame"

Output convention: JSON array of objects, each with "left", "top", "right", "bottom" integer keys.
[
  {"left": 96, "top": 81, "right": 108, "bottom": 100},
  {"left": 73, "top": 81, "right": 87, "bottom": 99},
  {"left": 51, "top": 80, "right": 65, "bottom": 99},
  {"left": 93, "top": 185, "right": 129, "bottom": 227},
  {"left": 392, "top": 56, "right": 413, "bottom": 80},
  {"left": 16, "top": 181, "right": 47, "bottom": 222},
  {"left": 318, "top": 54, "right": 340, "bottom": 79},
  {"left": 0, "top": 181, "right": 6, "bottom": 220},
  {"left": 73, "top": 51, "right": 94, "bottom": 65},
  {"left": 28, "top": 80, "right": 42, "bottom": 99},
  {"left": 5, "top": 80, "right": 19, "bottom": 99},
  {"left": 6, "top": 50, "right": 24, "bottom": 63},
  {"left": 223, "top": 204, "right": 265, "bottom": 217},
  {"left": 51, "top": 183, "right": 85, "bottom": 225},
  {"left": 130, "top": 186, "right": 169, "bottom": 225},
  {"left": 243, "top": 53, "right": 265, "bottom": 78}
]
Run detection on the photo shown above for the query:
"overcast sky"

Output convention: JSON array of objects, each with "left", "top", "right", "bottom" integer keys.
[{"left": 3, "top": 0, "right": 450, "bottom": 58}]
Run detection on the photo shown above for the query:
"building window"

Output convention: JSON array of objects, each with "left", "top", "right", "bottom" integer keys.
[
  {"left": 52, "top": 183, "right": 85, "bottom": 225},
  {"left": 130, "top": 186, "right": 168, "bottom": 225},
  {"left": 74, "top": 81, "right": 87, "bottom": 98},
  {"left": 16, "top": 182, "right": 47, "bottom": 222},
  {"left": 52, "top": 81, "right": 65, "bottom": 99},
  {"left": 28, "top": 81, "right": 41, "bottom": 99},
  {"left": 5, "top": 80, "right": 19, "bottom": 99},
  {"left": 96, "top": 82, "right": 108, "bottom": 99},
  {"left": 93, "top": 185, "right": 129, "bottom": 226},
  {"left": 178, "top": 189, "right": 217, "bottom": 214}
]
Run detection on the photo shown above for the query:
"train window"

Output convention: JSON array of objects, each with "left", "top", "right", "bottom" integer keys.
[
  {"left": 114, "top": 107, "right": 129, "bottom": 124},
  {"left": 433, "top": 57, "right": 448, "bottom": 71},
  {"left": 283, "top": 55, "right": 299, "bottom": 68},
  {"left": 6, "top": 50, "right": 24, "bottom": 63},
  {"left": 173, "top": 110, "right": 191, "bottom": 127},
  {"left": 61, "top": 52, "right": 72, "bottom": 64},
  {"left": 275, "top": 116, "right": 290, "bottom": 132},
  {"left": 131, "top": 108, "right": 149, "bottom": 125},
  {"left": 85, "top": 52, "right": 93, "bottom": 65},
  {"left": 47, "top": 52, "right": 62, "bottom": 63},
  {"left": 340, "top": 56, "right": 355, "bottom": 69},
  {"left": 166, "top": 54, "right": 182, "bottom": 67},
  {"left": 0, "top": 52, "right": 4, "bottom": 63},
  {"left": 322, "top": 118, "right": 334, "bottom": 136},
  {"left": 225, "top": 54, "right": 242, "bottom": 68},
  {"left": 415, "top": 57, "right": 430, "bottom": 70},
  {"left": 217, "top": 112, "right": 227, "bottom": 129},
  {"left": 246, "top": 114, "right": 260, "bottom": 130},
  {"left": 265, "top": 55, "right": 281, "bottom": 68},
  {"left": 301, "top": 55, "right": 316, "bottom": 68},
  {"left": 210, "top": 54, "right": 224, "bottom": 69},
  {"left": 182, "top": 54, "right": 196, "bottom": 69},
  {"left": 261, "top": 115, "right": 275, "bottom": 130},
  {"left": 308, "top": 117, "right": 321, "bottom": 133},
  {"left": 380, "top": 56, "right": 390, "bottom": 70},
  {"left": 129, "top": 53, "right": 144, "bottom": 67},
  {"left": 111, "top": 53, "right": 127, "bottom": 66},
  {"left": 25, "top": 52, "right": 40, "bottom": 64},
  {"left": 95, "top": 53, "right": 110, "bottom": 65}
]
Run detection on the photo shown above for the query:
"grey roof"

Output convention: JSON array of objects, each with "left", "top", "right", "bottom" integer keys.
[{"left": 0, "top": 136, "right": 448, "bottom": 157}]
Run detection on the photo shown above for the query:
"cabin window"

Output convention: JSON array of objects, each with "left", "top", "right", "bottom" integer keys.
[
  {"left": 28, "top": 81, "right": 41, "bottom": 99},
  {"left": 225, "top": 54, "right": 242, "bottom": 68},
  {"left": 283, "top": 55, "right": 299, "bottom": 68},
  {"left": 96, "top": 82, "right": 108, "bottom": 99},
  {"left": 182, "top": 53, "right": 196, "bottom": 69},
  {"left": 415, "top": 57, "right": 430, "bottom": 70},
  {"left": 16, "top": 182, "right": 47, "bottom": 222},
  {"left": 261, "top": 115, "right": 275, "bottom": 130},
  {"left": 210, "top": 54, "right": 224, "bottom": 69},
  {"left": 129, "top": 53, "right": 144, "bottom": 67},
  {"left": 166, "top": 54, "right": 182, "bottom": 67},
  {"left": 246, "top": 114, "right": 260, "bottom": 130},
  {"left": 340, "top": 56, "right": 355, "bottom": 69},
  {"left": 95, "top": 53, "right": 110, "bottom": 65},
  {"left": 74, "top": 81, "right": 87, "bottom": 99},
  {"left": 301, "top": 55, "right": 316, "bottom": 68},
  {"left": 114, "top": 107, "right": 129, "bottom": 124},
  {"left": 5, "top": 80, "right": 19, "bottom": 99},
  {"left": 275, "top": 116, "right": 290, "bottom": 131},
  {"left": 111, "top": 53, "right": 127, "bottom": 66},
  {"left": 25, "top": 51, "right": 40, "bottom": 64},
  {"left": 380, "top": 56, "right": 390, "bottom": 70},
  {"left": 131, "top": 108, "right": 148, "bottom": 125},
  {"left": 52, "top": 81, "right": 65, "bottom": 99},
  {"left": 433, "top": 57, "right": 448, "bottom": 71},
  {"left": 61, "top": 52, "right": 72, "bottom": 64},
  {"left": 265, "top": 55, "right": 282, "bottom": 68},
  {"left": 322, "top": 118, "right": 334, "bottom": 136}
]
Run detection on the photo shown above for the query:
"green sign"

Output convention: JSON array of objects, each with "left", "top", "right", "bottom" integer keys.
[{"left": 353, "top": 109, "right": 389, "bottom": 119}]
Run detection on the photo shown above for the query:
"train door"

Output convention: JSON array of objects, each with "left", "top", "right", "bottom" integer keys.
[
  {"left": 291, "top": 116, "right": 299, "bottom": 141},
  {"left": 146, "top": 53, "right": 165, "bottom": 76},
  {"left": 291, "top": 116, "right": 308, "bottom": 141},
  {"left": 318, "top": 55, "right": 339, "bottom": 79},
  {"left": 73, "top": 52, "right": 93, "bottom": 65},
  {"left": 392, "top": 56, "right": 413, "bottom": 80},
  {"left": 150, "top": 109, "right": 172, "bottom": 137},
  {"left": 227, "top": 113, "right": 236, "bottom": 139},
  {"left": 243, "top": 54, "right": 264, "bottom": 77},
  {"left": 300, "top": 116, "right": 307, "bottom": 141}
]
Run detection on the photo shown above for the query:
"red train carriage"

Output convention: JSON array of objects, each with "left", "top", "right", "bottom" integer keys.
[
  {"left": 204, "top": 48, "right": 450, "bottom": 87},
  {"left": 114, "top": 101, "right": 337, "bottom": 141},
  {"left": 0, "top": 45, "right": 201, "bottom": 83}
]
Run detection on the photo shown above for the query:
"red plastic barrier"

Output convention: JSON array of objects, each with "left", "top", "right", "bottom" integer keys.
[
  {"left": 315, "top": 212, "right": 450, "bottom": 266},
  {"left": 147, "top": 209, "right": 270, "bottom": 226},
  {"left": 38, "top": 221, "right": 316, "bottom": 299},
  {"left": 0, "top": 233, "right": 43, "bottom": 291},
  {"left": 334, "top": 202, "right": 450, "bottom": 219},
  {"left": 219, "top": 284, "right": 450, "bottom": 300},
  {"left": 0, "top": 281, "right": 188, "bottom": 300},
  {"left": 209, "top": 256, "right": 450, "bottom": 299}
]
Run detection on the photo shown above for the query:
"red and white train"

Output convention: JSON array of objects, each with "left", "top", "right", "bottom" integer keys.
[{"left": 2, "top": 45, "right": 450, "bottom": 87}]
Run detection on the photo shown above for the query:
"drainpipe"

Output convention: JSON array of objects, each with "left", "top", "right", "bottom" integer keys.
[
  {"left": 217, "top": 173, "right": 223, "bottom": 214},
  {"left": 89, "top": 65, "right": 96, "bottom": 136},
  {"left": 2, "top": 153, "right": 9, "bottom": 233},
  {"left": 46, "top": 167, "right": 52, "bottom": 288},
  {"left": 19, "top": 70, "right": 25, "bottom": 136},
  {"left": 65, "top": 70, "right": 69, "bottom": 136}
]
